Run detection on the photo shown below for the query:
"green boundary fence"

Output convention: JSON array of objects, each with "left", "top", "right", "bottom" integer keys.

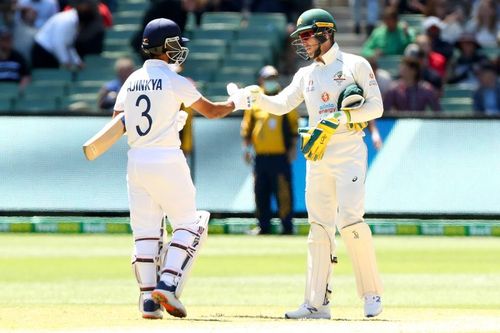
[{"left": 0, "top": 217, "right": 499, "bottom": 236}]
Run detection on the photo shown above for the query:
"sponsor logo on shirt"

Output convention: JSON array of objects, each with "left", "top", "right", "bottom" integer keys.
[
  {"left": 319, "top": 103, "right": 336, "bottom": 115},
  {"left": 333, "top": 71, "right": 346, "bottom": 85},
  {"left": 321, "top": 92, "right": 330, "bottom": 102}
]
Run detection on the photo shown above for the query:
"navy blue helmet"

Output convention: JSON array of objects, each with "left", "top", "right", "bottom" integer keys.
[{"left": 141, "top": 18, "right": 189, "bottom": 64}]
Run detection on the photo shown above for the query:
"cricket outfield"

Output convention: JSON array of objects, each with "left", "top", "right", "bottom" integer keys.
[{"left": 0, "top": 234, "right": 499, "bottom": 332}]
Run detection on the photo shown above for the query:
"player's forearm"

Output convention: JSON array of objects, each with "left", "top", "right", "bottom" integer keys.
[
  {"left": 205, "top": 101, "right": 234, "bottom": 119},
  {"left": 258, "top": 93, "right": 296, "bottom": 116},
  {"left": 348, "top": 96, "right": 384, "bottom": 123}
]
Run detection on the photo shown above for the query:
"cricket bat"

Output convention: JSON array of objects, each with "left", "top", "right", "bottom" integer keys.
[{"left": 83, "top": 113, "right": 126, "bottom": 161}]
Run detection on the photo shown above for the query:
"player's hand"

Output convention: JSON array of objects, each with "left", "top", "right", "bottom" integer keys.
[
  {"left": 301, "top": 118, "right": 340, "bottom": 161},
  {"left": 227, "top": 83, "right": 261, "bottom": 111},
  {"left": 176, "top": 110, "right": 188, "bottom": 131}
]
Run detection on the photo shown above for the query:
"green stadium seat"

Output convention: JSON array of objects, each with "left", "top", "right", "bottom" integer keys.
[
  {"left": 440, "top": 97, "right": 474, "bottom": 113},
  {"left": 182, "top": 67, "right": 216, "bottom": 84},
  {"left": 68, "top": 81, "right": 106, "bottom": 95},
  {"left": 201, "top": 12, "right": 243, "bottom": 29},
  {"left": 76, "top": 68, "right": 115, "bottom": 81},
  {"left": 0, "top": 82, "right": 21, "bottom": 96},
  {"left": 204, "top": 82, "right": 230, "bottom": 98},
  {"left": 480, "top": 46, "right": 500, "bottom": 60},
  {"left": 230, "top": 43, "right": 274, "bottom": 64},
  {"left": 118, "top": 1, "right": 147, "bottom": 12},
  {"left": 237, "top": 27, "right": 283, "bottom": 50},
  {"left": 107, "top": 24, "right": 140, "bottom": 39},
  {"left": 0, "top": 98, "right": 14, "bottom": 112},
  {"left": 443, "top": 86, "right": 474, "bottom": 99},
  {"left": 60, "top": 93, "right": 99, "bottom": 112},
  {"left": 22, "top": 81, "right": 68, "bottom": 98},
  {"left": 400, "top": 14, "right": 424, "bottom": 33},
  {"left": 31, "top": 68, "right": 74, "bottom": 82},
  {"left": 113, "top": 11, "right": 143, "bottom": 25},
  {"left": 187, "top": 39, "right": 228, "bottom": 56},
  {"left": 223, "top": 55, "right": 265, "bottom": 69},
  {"left": 185, "top": 12, "right": 197, "bottom": 32},
  {"left": 12, "top": 97, "right": 59, "bottom": 112},
  {"left": 377, "top": 55, "right": 401, "bottom": 78},
  {"left": 192, "top": 27, "right": 237, "bottom": 41},
  {"left": 214, "top": 71, "right": 256, "bottom": 86},
  {"left": 104, "top": 38, "right": 133, "bottom": 52},
  {"left": 245, "top": 13, "right": 287, "bottom": 32}
]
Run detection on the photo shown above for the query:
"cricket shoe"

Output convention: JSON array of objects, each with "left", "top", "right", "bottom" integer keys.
[
  {"left": 152, "top": 281, "right": 187, "bottom": 318},
  {"left": 364, "top": 294, "right": 382, "bottom": 318},
  {"left": 141, "top": 298, "right": 163, "bottom": 319},
  {"left": 285, "top": 303, "right": 331, "bottom": 319}
]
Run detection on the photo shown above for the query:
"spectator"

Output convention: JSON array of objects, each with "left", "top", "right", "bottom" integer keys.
[
  {"left": 386, "top": 0, "right": 426, "bottom": 14},
  {"left": 0, "top": 0, "right": 17, "bottom": 27},
  {"left": 415, "top": 34, "right": 447, "bottom": 76},
  {"left": 12, "top": 6, "right": 37, "bottom": 66},
  {"left": 97, "top": 56, "right": 135, "bottom": 112},
  {"left": 361, "top": 7, "right": 414, "bottom": 58},
  {"left": 421, "top": 16, "right": 454, "bottom": 60},
  {"left": 17, "top": 0, "right": 59, "bottom": 29},
  {"left": 240, "top": 65, "right": 298, "bottom": 235},
  {"left": 447, "top": 32, "right": 488, "bottom": 88},
  {"left": 31, "top": 0, "right": 98, "bottom": 69},
  {"left": 440, "top": 3, "right": 467, "bottom": 44},
  {"left": 0, "top": 26, "right": 30, "bottom": 89},
  {"left": 63, "top": 0, "right": 106, "bottom": 57},
  {"left": 473, "top": 61, "right": 500, "bottom": 115},
  {"left": 404, "top": 43, "right": 443, "bottom": 92},
  {"left": 384, "top": 57, "right": 441, "bottom": 112},
  {"left": 465, "top": 0, "right": 499, "bottom": 48},
  {"left": 350, "top": 0, "right": 379, "bottom": 35}
]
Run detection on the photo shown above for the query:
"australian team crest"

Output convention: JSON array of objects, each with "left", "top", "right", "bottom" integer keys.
[
  {"left": 321, "top": 92, "right": 330, "bottom": 102},
  {"left": 333, "top": 71, "right": 346, "bottom": 85}
]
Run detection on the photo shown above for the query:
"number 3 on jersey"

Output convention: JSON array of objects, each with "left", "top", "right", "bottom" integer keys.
[{"left": 135, "top": 94, "right": 152, "bottom": 136}]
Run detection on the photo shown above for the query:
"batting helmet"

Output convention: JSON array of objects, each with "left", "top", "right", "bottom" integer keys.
[{"left": 141, "top": 18, "right": 189, "bottom": 65}]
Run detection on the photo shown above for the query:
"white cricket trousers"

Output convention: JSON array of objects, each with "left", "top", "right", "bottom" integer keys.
[
  {"left": 127, "top": 147, "right": 198, "bottom": 238},
  {"left": 305, "top": 136, "right": 367, "bottom": 230}
]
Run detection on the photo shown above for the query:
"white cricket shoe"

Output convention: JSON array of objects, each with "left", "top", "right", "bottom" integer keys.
[
  {"left": 152, "top": 281, "right": 187, "bottom": 318},
  {"left": 285, "top": 303, "right": 331, "bottom": 319},
  {"left": 364, "top": 294, "right": 382, "bottom": 318}
]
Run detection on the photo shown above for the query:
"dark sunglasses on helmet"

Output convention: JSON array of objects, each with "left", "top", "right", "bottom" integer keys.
[{"left": 299, "top": 30, "right": 315, "bottom": 40}]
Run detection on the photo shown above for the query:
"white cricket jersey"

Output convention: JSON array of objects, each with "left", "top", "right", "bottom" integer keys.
[
  {"left": 262, "top": 43, "right": 383, "bottom": 137},
  {"left": 114, "top": 59, "right": 201, "bottom": 148}
]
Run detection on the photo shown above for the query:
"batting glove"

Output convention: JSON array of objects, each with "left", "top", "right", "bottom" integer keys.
[{"left": 227, "top": 83, "right": 261, "bottom": 111}]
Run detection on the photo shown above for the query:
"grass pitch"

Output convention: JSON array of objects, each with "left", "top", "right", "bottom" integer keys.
[{"left": 0, "top": 233, "right": 499, "bottom": 332}]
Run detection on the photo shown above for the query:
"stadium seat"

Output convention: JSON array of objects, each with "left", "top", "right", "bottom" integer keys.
[
  {"left": 107, "top": 24, "right": 140, "bottom": 39},
  {"left": 443, "top": 86, "right": 474, "bottom": 99},
  {"left": 192, "top": 26, "right": 237, "bottom": 41},
  {"left": 68, "top": 81, "right": 106, "bottom": 95},
  {"left": 214, "top": 71, "right": 256, "bottom": 86},
  {"left": 245, "top": 13, "right": 287, "bottom": 33},
  {"left": 230, "top": 43, "right": 274, "bottom": 64},
  {"left": 440, "top": 97, "right": 474, "bottom": 114},
  {"left": 22, "top": 81, "right": 68, "bottom": 98},
  {"left": 400, "top": 14, "right": 424, "bottom": 33},
  {"left": 201, "top": 12, "right": 243, "bottom": 29},
  {"left": 12, "top": 97, "right": 59, "bottom": 112},
  {"left": 204, "top": 81, "right": 231, "bottom": 98},
  {"left": 223, "top": 54, "right": 265, "bottom": 69},
  {"left": 104, "top": 38, "right": 133, "bottom": 52},
  {"left": 113, "top": 10, "right": 143, "bottom": 25},
  {"left": 186, "top": 39, "right": 228, "bottom": 56},
  {"left": 118, "top": 1, "right": 147, "bottom": 12},
  {"left": 76, "top": 68, "right": 116, "bottom": 81},
  {"left": 31, "top": 68, "right": 74, "bottom": 82}
]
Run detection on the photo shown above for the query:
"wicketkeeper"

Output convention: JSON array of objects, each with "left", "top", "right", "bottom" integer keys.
[{"left": 228, "top": 8, "right": 384, "bottom": 319}]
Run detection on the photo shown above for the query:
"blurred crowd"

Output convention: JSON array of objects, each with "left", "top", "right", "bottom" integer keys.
[
  {"left": 0, "top": 0, "right": 498, "bottom": 115},
  {"left": 359, "top": 0, "right": 499, "bottom": 115}
]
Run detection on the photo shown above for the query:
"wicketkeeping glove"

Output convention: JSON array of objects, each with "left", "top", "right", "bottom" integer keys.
[
  {"left": 227, "top": 83, "right": 260, "bottom": 111},
  {"left": 300, "top": 118, "right": 340, "bottom": 161}
]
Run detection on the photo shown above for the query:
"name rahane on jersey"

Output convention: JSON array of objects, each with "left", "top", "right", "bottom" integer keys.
[{"left": 127, "top": 79, "right": 163, "bottom": 92}]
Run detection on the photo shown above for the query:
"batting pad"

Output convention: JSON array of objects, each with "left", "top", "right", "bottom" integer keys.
[
  {"left": 305, "top": 223, "right": 336, "bottom": 308},
  {"left": 132, "top": 237, "right": 161, "bottom": 294},
  {"left": 340, "top": 223, "right": 383, "bottom": 298},
  {"left": 159, "top": 211, "right": 210, "bottom": 298}
]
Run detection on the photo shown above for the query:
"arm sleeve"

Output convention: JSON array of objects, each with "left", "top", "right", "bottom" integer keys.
[
  {"left": 258, "top": 70, "right": 304, "bottom": 116},
  {"left": 113, "top": 82, "right": 127, "bottom": 111},
  {"left": 174, "top": 75, "right": 202, "bottom": 107},
  {"left": 53, "top": 12, "right": 81, "bottom": 65},
  {"left": 350, "top": 57, "right": 384, "bottom": 122}
]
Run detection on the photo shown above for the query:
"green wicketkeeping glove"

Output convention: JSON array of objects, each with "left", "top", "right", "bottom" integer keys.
[{"left": 300, "top": 118, "right": 340, "bottom": 161}]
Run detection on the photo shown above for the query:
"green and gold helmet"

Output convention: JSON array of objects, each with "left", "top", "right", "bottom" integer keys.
[{"left": 290, "top": 8, "right": 336, "bottom": 38}]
